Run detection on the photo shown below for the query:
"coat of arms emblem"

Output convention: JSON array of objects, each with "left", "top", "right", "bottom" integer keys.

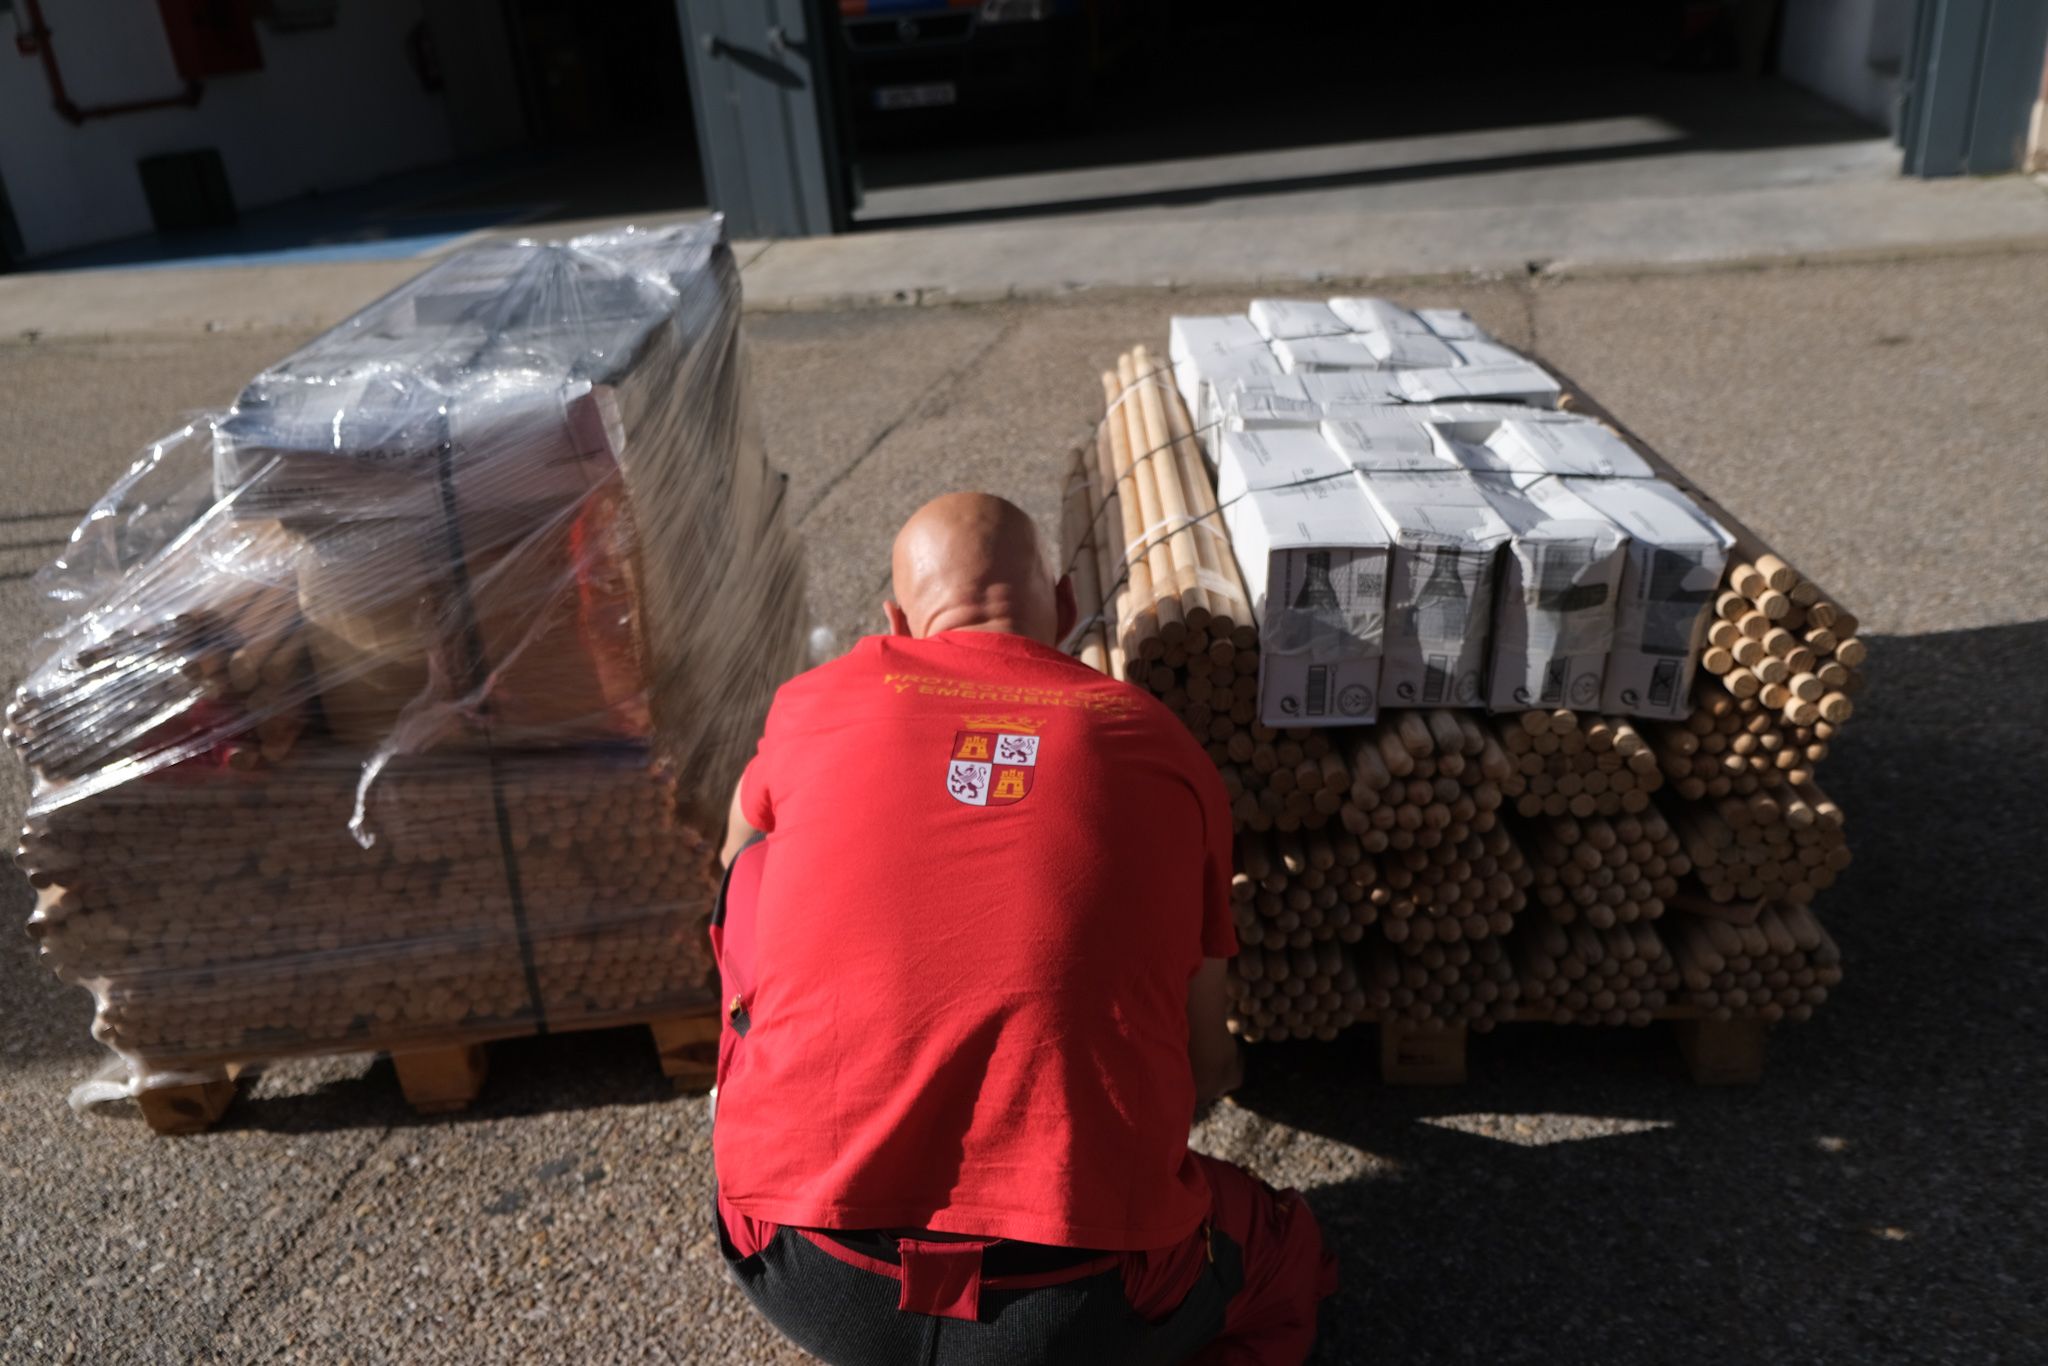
[{"left": 945, "top": 717, "right": 1041, "bottom": 808}]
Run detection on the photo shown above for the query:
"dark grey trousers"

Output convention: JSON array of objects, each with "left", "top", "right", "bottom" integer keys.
[{"left": 717, "top": 1212, "right": 1244, "bottom": 1366}]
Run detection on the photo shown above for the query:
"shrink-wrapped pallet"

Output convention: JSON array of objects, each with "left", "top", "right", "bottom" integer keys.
[{"left": 7, "top": 219, "right": 808, "bottom": 1100}]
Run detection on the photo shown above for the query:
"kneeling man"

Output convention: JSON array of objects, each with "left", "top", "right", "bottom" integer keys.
[{"left": 712, "top": 493, "right": 1336, "bottom": 1363}]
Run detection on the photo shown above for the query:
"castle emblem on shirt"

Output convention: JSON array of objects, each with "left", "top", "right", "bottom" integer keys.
[{"left": 947, "top": 720, "right": 1040, "bottom": 808}]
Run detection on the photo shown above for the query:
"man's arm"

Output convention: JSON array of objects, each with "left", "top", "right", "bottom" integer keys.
[
  {"left": 720, "top": 775, "right": 760, "bottom": 868},
  {"left": 1188, "top": 957, "right": 1243, "bottom": 1107}
]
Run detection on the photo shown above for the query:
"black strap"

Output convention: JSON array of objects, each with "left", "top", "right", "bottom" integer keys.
[
  {"left": 817, "top": 1229, "right": 1108, "bottom": 1278},
  {"left": 431, "top": 432, "right": 547, "bottom": 1033}
]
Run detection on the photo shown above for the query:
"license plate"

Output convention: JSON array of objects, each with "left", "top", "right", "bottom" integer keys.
[{"left": 873, "top": 82, "right": 955, "bottom": 110}]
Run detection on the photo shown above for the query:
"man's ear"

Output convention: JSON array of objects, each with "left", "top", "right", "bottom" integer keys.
[
  {"left": 883, "top": 599, "right": 914, "bottom": 637},
  {"left": 1054, "top": 574, "right": 1078, "bottom": 645}
]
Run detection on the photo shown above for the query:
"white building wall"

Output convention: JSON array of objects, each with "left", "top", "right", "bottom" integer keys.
[
  {"left": 0, "top": 1, "right": 461, "bottom": 259},
  {"left": 1777, "top": 0, "right": 1911, "bottom": 133}
]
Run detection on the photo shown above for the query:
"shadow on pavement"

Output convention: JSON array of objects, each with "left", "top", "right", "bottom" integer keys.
[
  {"left": 6, "top": 623, "right": 2044, "bottom": 1363},
  {"left": 199, "top": 1028, "right": 693, "bottom": 1136},
  {"left": 1235, "top": 621, "right": 2048, "bottom": 1362}
]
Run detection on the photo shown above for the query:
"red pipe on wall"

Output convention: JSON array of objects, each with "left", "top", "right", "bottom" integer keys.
[{"left": 18, "top": 0, "right": 204, "bottom": 125}]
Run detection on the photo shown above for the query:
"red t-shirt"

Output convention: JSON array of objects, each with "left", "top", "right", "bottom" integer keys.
[{"left": 714, "top": 629, "right": 1237, "bottom": 1251}]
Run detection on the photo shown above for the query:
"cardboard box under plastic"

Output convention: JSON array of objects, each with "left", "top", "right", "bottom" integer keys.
[
  {"left": 1357, "top": 470, "right": 1512, "bottom": 709},
  {"left": 1247, "top": 299, "right": 1350, "bottom": 340},
  {"left": 1320, "top": 414, "right": 1462, "bottom": 472},
  {"left": 1471, "top": 473, "right": 1627, "bottom": 712},
  {"left": 1273, "top": 335, "right": 1379, "bottom": 373},
  {"left": 1170, "top": 315, "right": 1283, "bottom": 436},
  {"left": 1397, "top": 361, "right": 1563, "bottom": 408},
  {"left": 1328, "top": 297, "right": 1434, "bottom": 336},
  {"left": 1218, "top": 372, "right": 1407, "bottom": 431},
  {"left": 1561, "top": 477, "right": 1734, "bottom": 721},
  {"left": 1216, "top": 428, "right": 1354, "bottom": 499},
  {"left": 1415, "top": 307, "right": 1485, "bottom": 340},
  {"left": 1216, "top": 438, "right": 1391, "bottom": 727}
]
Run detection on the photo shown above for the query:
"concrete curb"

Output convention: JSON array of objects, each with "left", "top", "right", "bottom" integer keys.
[
  {"left": 733, "top": 232, "right": 2048, "bottom": 314},
  {"left": 6, "top": 225, "right": 2048, "bottom": 343}
]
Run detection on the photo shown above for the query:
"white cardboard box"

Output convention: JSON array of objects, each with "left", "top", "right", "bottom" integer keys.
[
  {"left": 1169, "top": 315, "right": 1283, "bottom": 436},
  {"left": 1427, "top": 413, "right": 1655, "bottom": 479},
  {"left": 1356, "top": 470, "right": 1512, "bottom": 709},
  {"left": 1215, "top": 427, "right": 1354, "bottom": 502},
  {"left": 1219, "top": 375, "right": 1322, "bottom": 431},
  {"left": 1471, "top": 472, "right": 1628, "bottom": 711},
  {"left": 1298, "top": 371, "right": 1406, "bottom": 411},
  {"left": 1328, "top": 297, "right": 1432, "bottom": 336},
  {"left": 1273, "top": 335, "right": 1379, "bottom": 373},
  {"left": 1447, "top": 338, "right": 1524, "bottom": 368},
  {"left": 1219, "top": 468, "right": 1392, "bottom": 727},
  {"left": 1361, "top": 329, "right": 1464, "bottom": 369},
  {"left": 1320, "top": 414, "right": 1462, "bottom": 472},
  {"left": 1397, "top": 360, "right": 1563, "bottom": 408},
  {"left": 1560, "top": 477, "right": 1735, "bottom": 720},
  {"left": 1416, "top": 307, "right": 1486, "bottom": 340},
  {"left": 1248, "top": 299, "right": 1350, "bottom": 340},
  {"left": 1485, "top": 419, "right": 1655, "bottom": 478},
  {"left": 1409, "top": 401, "right": 1579, "bottom": 427},
  {"left": 1220, "top": 371, "right": 1411, "bottom": 432}
]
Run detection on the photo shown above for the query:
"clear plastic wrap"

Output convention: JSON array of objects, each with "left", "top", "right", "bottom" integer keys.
[{"left": 7, "top": 219, "right": 808, "bottom": 1095}]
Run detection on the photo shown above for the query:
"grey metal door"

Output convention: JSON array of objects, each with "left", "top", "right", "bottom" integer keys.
[
  {"left": 677, "top": 0, "right": 853, "bottom": 237},
  {"left": 1898, "top": 0, "right": 2048, "bottom": 175}
]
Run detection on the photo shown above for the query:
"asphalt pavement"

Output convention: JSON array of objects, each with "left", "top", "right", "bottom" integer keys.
[{"left": 3, "top": 247, "right": 2046, "bottom": 1363}]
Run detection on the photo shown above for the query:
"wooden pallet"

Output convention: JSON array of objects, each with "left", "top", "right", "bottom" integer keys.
[
  {"left": 1378, "top": 1011, "right": 1771, "bottom": 1087},
  {"left": 133, "top": 1009, "right": 721, "bottom": 1135}
]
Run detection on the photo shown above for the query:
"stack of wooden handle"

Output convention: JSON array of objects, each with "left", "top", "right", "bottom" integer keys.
[
  {"left": 1058, "top": 340, "right": 1859, "bottom": 1047},
  {"left": 1362, "top": 934, "right": 1524, "bottom": 1034},
  {"left": 1231, "top": 831, "right": 1378, "bottom": 951},
  {"left": 1527, "top": 808, "right": 1687, "bottom": 928},
  {"left": 1515, "top": 917, "right": 1683, "bottom": 1027},
  {"left": 1230, "top": 940, "right": 1371, "bottom": 1043},
  {"left": 1649, "top": 689, "right": 1839, "bottom": 801},
  {"left": 1699, "top": 553, "right": 1863, "bottom": 726},
  {"left": 1638, "top": 559, "right": 1856, "bottom": 809},
  {"left": 18, "top": 750, "right": 719, "bottom": 1069},
  {"left": 1667, "top": 904, "right": 1841, "bottom": 1022},
  {"left": 1222, "top": 730, "right": 1350, "bottom": 834},
  {"left": 1669, "top": 781, "right": 1850, "bottom": 906},
  {"left": 1340, "top": 711, "right": 1530, "bottom": 944},
  {"left": 1495, "top": 709, "right": 1663, "bottom": 819}
]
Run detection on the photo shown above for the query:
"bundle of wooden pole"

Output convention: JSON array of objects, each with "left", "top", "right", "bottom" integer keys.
[
  {"left": 1227, "top": 941, "right": 1368, "bottom": 1043},
  {"left": 1340, "top": 710, "right": 1531, "bottom": 944},
  {"left": 1222, "top": 729, "right": 1349, "bottom": 834},
  {"left": 1647, "top": 687, "right": 1838, "bottom": 801},
  {"left": 6, "top": 583, "right": 313, "bottom": 784},
  {"left": 1495, "top": 709, "right": 1662, "bottom": 819},
  {"left": 1668, "top": 779, "right": 1849, "bottom": 905},
  {"left": 1062, "top": 349, "right": 1279, "bottom": 796},
  {"left": 1088, "top": 349, "right": 1258, "bottom": 659},
  {"left": 19, "top": 748, "right": 719, "bottom": 1070},
  {"left": 1525, "top": 808, "right": 1687, "bottom": 928},
  {"left": 1361, "top": 931, "right": 1523, "bottom": 1033},
  {"left": 1513, "top": 914, "right": 1682, "bottom": 1027},
  {"left": 1230, "top": 830, "right": 1378, "bottom": 951},
  {"left": 1666, "top": 904, "right": 1841, "bottom": 1022},
  {"left": 1699, "top": 553, "right": 1864, "bottom": 731}
]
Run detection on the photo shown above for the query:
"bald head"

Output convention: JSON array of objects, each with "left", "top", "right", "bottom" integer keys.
[{"left": 887, "top": 493, "right": 1076, "bottom": 646}]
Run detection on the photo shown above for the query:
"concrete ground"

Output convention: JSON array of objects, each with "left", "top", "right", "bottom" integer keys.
[{"left": 3, "top": 245, "right": 2047, "bottom": 1363}]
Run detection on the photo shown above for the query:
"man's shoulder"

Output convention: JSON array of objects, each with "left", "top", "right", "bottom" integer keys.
[{"left": 772, "top": 637, "right": 886, "bottom": 699}]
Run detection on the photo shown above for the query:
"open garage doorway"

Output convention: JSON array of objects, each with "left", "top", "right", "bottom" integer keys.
[{"left": 829, "top": 0, "right": 1896, "bottom": 230}]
